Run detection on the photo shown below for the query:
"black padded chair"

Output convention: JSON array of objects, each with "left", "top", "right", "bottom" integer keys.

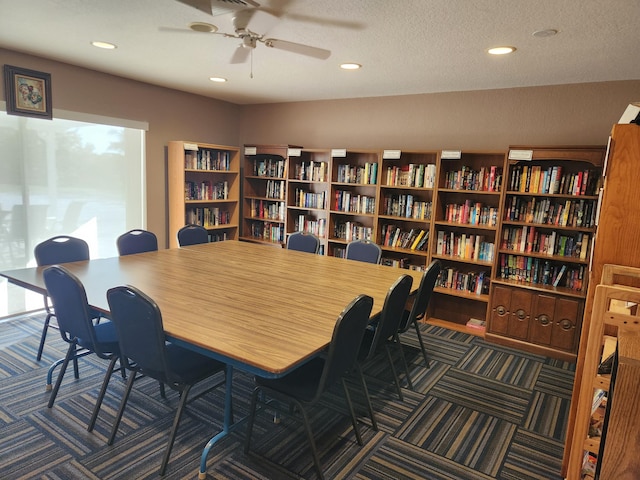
[
  {"left": 116, "top": 228, "right": 158, "bottom": 255},
  {"left": 286, "top": 231, "right": 320, "bottom": 254},
  {"left": 244, "top": 294, "right": 374, "bottom": 480},
  {"left": 345, "top": 239, "right": 382, "bottom": 264},
  {"left": 358, "top": 274, "right": 413, "bottom": 404},
  {"left": 177, "top": 224, "right": 209, "bottom": 246},
  {"left": 103, "top": 285, "right": 227, "bottom": 476},
  {"left": 34, "top": 235, "right": 92, "bottom": 361},
  {"left": 42, "top": 265, "right": 121, "bottom": 414},
  {"left": 397, "top": 260, "right": 442, "bottom": 369}
]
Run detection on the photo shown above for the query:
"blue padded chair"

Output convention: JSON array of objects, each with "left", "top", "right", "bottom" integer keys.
[
  {"left": 177, "top": 224, "right": 209, "bottom": 246},
  {"left": 345, "top": 239, "right": 382, "bottom": 264},
  {"left": 116, "top": 228, "right": 158, "bottom": 255},
  {"left": 104, "top": 285, "right": 227, "bottom": 476},
  {"left": 244, "top": 294, "right": 374, "bottom": 480},
  {"left": 358, "top": 274, "right": 413, "bottom": 404},
  {"left": 43, "top": 265, "right": 121, "bottom": 414},
  {"left": 34, "top": 235, "right": 92, "bottom": 362},
  {"left": 397, "top": 260, "right": 441, "bottom": 369},
  {"left": 286, "top": 231, "right": 320, "bottom": 254}
]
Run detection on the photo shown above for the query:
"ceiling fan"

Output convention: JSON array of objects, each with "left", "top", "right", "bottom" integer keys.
[{"left": 175, "top": 0, "right": 331, "bottom": 65}]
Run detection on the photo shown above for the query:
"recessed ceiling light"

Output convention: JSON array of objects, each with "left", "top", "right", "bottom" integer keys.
[
  {"left": 190, "top": 22, "right": 218, "bottom": 33},
  {"left": 340, "top": 63, "right": 362, "bottom": 70},
  {"left": 487, "top": 46, "right": 516, "bottom": 55},
  {"left": 91, "top": 41, "right": 117, "bottom": 50},
  {"left": 532, "top": 29, "right": 558, "bottom": 38},
  {"left": 209, "top": 77, "right": 227, "bottom": 83}
]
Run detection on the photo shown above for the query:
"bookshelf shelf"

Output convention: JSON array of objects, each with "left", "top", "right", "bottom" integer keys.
[{"left": 168, "top": 141, "right": 240, "bottom": 248}]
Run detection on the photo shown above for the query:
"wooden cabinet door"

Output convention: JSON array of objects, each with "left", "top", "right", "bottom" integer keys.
[
  {"left": 530, "top": 294, "right": 556, "bottom": 346},
  {"left": 507, "top": 289, "right": 532, "bottom": 340},
  {"left": 489, "top": 285, "right": 511, "bottom": 335},
  {"left": 550, "top": 297, "right": 580, "bottom": 352}
]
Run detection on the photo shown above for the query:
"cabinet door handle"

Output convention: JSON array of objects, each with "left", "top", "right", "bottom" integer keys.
[
  {"left": 558, "top": 318, "right": 573, "bottom": 330},
  {"left": 514, "top": 308, "right": 526, "bottom": 320},
  {"left": 538, "top": 314, "right": 550, "bottom": 326},
  {"left": 496, "top": 305, "right": 507, "bottom": 315}
]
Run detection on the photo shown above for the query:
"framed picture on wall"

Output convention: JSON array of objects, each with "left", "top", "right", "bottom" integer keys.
[{"left": 3, "top": 64, "right": 52, "bottom": 119}]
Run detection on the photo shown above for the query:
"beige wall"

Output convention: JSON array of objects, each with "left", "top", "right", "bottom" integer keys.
[{"left": 2, "top": 48, "right": 638, "bottom": 247}]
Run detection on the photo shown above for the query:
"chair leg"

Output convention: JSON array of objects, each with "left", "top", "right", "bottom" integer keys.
[
  {"left": 108, "top": 370, "right": 137, "bottom": 445},
  {"left": 243, "top": 387, "right": 260, "bottom": 455},
  {"left": 159, "top": 384, "right": 192, "bottom": 476},
  {"left": 384, "top": 344, "right": 403, "bottom": 401},
  {"left": 394, "top": 333, "right": 414, "bottom": 391},
  {"left": 413, "top": 319, "right": 430, "bottom": 367},
  {"left": 88, "top": 355, "right": 119, "bottom": 432},
  {"left": 355, "top": 363, "right": 378, "bottom": 431},
  {"left": 36, "top": 312, "right": 53, "bottom": 361},
  {"left": 48, "top": 341, "right": 76, "bottom": 408},
  {"left": 294, "top": 398, "right": 324, "bottom": 480},
  {"left": 341, "top": 378, "right": 362, "bottom": 446},
  {"left": 72, "top": 344, "right": 80, "bottom": 380}
]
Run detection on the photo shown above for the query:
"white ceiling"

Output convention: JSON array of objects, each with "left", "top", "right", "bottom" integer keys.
[{"left": 0, "top": 0, "right": 638, "bottom": 105}]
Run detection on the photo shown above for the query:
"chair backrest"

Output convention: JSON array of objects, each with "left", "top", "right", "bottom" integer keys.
[
  {"left": 316, "top": 294, "right": 374, "bottom": 397},
  {"left": 177, "top": 224, "right": 209, "bottom": 246},
  {"left": 34, "top": 235, "right": 90, "bottom": 266},
  {"left": 43, "top": 265, "right": 101, "bottom": 349},
  {"left": 117, "top": 229, "right": 158, "bottom": 256},
  {"left": 286, "top": 232, "right": 320, "bottom": 254},
  {"left": 345, "top": 239, "right": 382, "bottom": 264},
  {"left": 362, "top": 274, "right": 413, "bottom": 361},
  {"left": 399, "top": 260, "right": 442, "bottom": 332},
  {"left": 106, "top": 285, "right": 173, "bottom": 384}
]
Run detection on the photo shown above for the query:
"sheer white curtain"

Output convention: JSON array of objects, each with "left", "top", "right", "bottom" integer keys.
[{"left": 0, "top": 107, "right": 147, "bottom": 317}]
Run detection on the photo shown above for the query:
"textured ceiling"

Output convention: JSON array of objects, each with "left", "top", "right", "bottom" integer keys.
[{"left": 0, "top": 0, "right": 638, "bottom": 105}]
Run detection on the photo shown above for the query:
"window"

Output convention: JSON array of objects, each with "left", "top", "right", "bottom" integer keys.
[{"left": 0, "top": 107, "right": 147, "bottom": 317}]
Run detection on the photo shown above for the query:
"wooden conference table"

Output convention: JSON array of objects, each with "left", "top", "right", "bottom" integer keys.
[{"left": 1, "top": 240, "right": 424, "bottom": 477}]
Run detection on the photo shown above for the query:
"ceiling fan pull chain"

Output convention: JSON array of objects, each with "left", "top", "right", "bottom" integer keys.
[{"left": 250, "top": 48, "right": 254, "bottom": 79}]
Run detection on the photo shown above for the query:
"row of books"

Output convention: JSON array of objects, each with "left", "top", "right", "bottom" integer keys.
[
  {"left": 443, "top": 201, "right": 499, "bottom": 226},
  {"left": 498, "top": 254, "right": 585, "bottom": 290},
  {"left": 185, "top": 207, "right": 231, "bottom": 227},
  {"left": 265, "top": 179, "right": 285, "bottom": 200},
  {"left": 380, "top": 257, "right": 429, "bottom": 271},
  {"left": 380, "top": 225, "right": 429, "bottom": 251},
  {"left": 435, "top": 231, "right": 495, "bottom": 262},
  {"left": 504, "top": 196, "right": 598, "bottom": 228},
  {"left": 252, "top": 157, "right": 285, "bottom": 178},
  {"left": 384, "top": 163, "right": 437, "bottom": 188},
  {"left": 292, "top": 161, "right": 328, "bottom": 182},
  {"left": 184, "top": 149, "right": 231, "bottom": 171},
  {"left": 249, "top": 199, "right": 285, "bottom": 221},
  {"left": 333, "top": 190, "right": 376, "bottom": 214},
  {"left": 382, "top": 194, "right": 432, "bottom": 220},
  {"left": 209, "top": 232, "right": 229, "bottom": 242},
  {"left": 247, "top": 221, "right": 285, "bottom": 243},
  {"left": 501, "top": 227, "right": 590, "bottom": 259},
  {"left": 443, "top": 165, "right": 502, "bottom": 192},
  {"left": 333, "top": 221, "right": 372, "bottom": 242},
  {"left": 335, "top": 163, "right": 378, "bottom": 185},
  {"left": 293, "top": 188, "right": 326, "bottom": 209},
  {"left": 185, "top": 180, "right": 228, "bottom": 201},
  {"left": 294, "top": 216, "right": 327, "bottom": 238},
  {"left": 508, "top": 165, "right": 601, "bottom": 196},
  {"left": 436, "top": 268, "right": 490, "bottom": 295}
]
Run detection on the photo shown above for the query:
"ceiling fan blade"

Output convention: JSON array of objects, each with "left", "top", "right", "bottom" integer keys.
[
  {"left": 264, "top": 38, "right": 331, "bottom": 60},
  {"left": 177, "top": 0, "right": 260, "bottom": 17},
  {"left": 230, "top": 45, "right": 251, "bottom": 64}
]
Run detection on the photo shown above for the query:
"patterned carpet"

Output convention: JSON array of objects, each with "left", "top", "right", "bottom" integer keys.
[{"left": 0, "top": 313, "right": 575, "bottom": 479}]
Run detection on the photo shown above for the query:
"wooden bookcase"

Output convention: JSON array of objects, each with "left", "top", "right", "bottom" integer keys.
[
  {"left": 565, "top": 264, "right": 640, "bottom": 480},
  {"left": 241, "top": 145, "right": 300, "bottom": 246},
  {"left": 377, "top": 149, "right": 438, "bottom": 270},
  {"left": 428, "top": 150, "right": 506, "bottom": 329},
  {"left": 286, "top": 148, "right": 331, "bottom": 254},
  {"left": 327, "top": 149, "right": 381, "bottom": 258},
  {"left": 486, "top": 146, "right": 605, "bottom": 361},
  {"left": 167, "top": 141, "right": 240, "bottom": 249}
]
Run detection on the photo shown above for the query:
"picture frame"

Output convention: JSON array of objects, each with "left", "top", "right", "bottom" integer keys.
[{"left": 3, "top": 64, "right": 52, "bottom": 119}]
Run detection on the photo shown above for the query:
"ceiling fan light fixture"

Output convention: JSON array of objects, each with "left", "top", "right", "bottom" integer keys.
[
  {"left": 91, "top": 41, "right": 117, "bottom": 50},
  {"left": 209, "top": 77, "right": 227, "bottom": 83},
  {"left": 340, "top": 63, "right": 361, "bottom": 70},
  {"left": 487, "top": 46, "right": 516, "bottom": 55},
  {"left": 189, "top": 22, "right": 218, "bottom": 33}
]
